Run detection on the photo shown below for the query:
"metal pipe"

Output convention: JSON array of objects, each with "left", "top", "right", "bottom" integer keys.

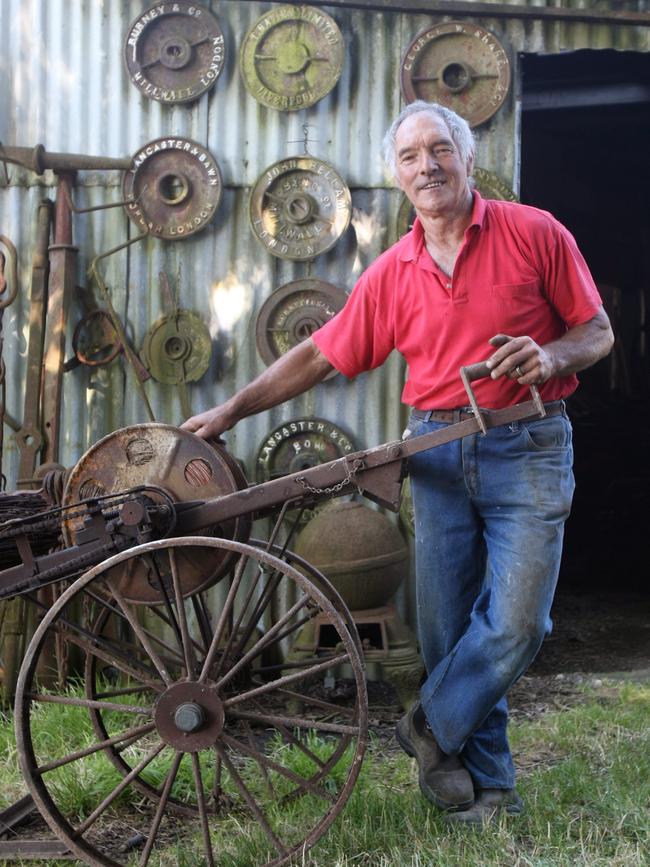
[
  {"left": 41, "top": 175, "right": 78, "bottom": 466},
  {"left": 258, "top": 0, "right": 650, "bottom": 27},
  {"left": 0, "top": 144, "right": 131, "bottom": 174}
]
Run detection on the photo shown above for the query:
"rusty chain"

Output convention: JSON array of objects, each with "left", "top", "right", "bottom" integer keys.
[{"left": 295, "top": 458, "right": 365, "bottom": 496}]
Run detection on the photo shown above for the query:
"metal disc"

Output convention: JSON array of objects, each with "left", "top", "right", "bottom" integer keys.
[
  {"left": 141, "top": 309, "right": 212, "bottom": 384},
  {"left": 256, "top": 417, "right": 356, "bottom": 482},
  {"left": 255, "top": 279, "right": 347, "bottom": 378},
  {"left": 124, "top": 0, "right": 226, "bottom": 104},
  {"left": 400, "top": 21, "right": 510, "bottom": 127},
  {"left": 395, "top": 166, "right": 517, "bottom": 238},
  {"left": 61, "top": 424, "right": 250, "bottom": 603},
  {"left": 123, "top": 137, "right": 222, "bottom": 239},
  {"left": 250, "top": 156, "right": 351, "bottom": 260},
  {"left": 240, "top": 4, "right": 344, "bottom": 111}
]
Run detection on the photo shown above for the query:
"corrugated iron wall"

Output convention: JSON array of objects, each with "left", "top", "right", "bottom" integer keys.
[{"left": 1, "top": 0, "right": 649, "bottom": 628}]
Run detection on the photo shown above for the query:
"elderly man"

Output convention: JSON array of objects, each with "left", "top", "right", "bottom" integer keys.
[{"left": 183, "top": 101, "right": 613, "bottom": 823}]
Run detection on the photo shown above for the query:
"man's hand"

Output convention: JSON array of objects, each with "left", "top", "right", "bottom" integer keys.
[
  {"left": 485, "top": 334, "right": 554, "bottom": 385},
  {"left": 485, "top": 307, "right": 614, "bottom": 385},
  {"left": 181, "top": 405, "right": 234, "bottom": 441}
]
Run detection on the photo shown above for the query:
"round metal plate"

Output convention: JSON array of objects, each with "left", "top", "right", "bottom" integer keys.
[
  {"left": 400, "top": 21, "right": 510, "bottom": 127},
  {"left": 250, "top": 156, "right": 351, "bottom": 260},
  {"left": 256, "top": 417, "right": 355, "bottom": 483},
  {"left": 141, "top": 310, "right": 212, "bottom": 384},
  {"left": 123, "top": 137, "right": 222, "bottom": 239},
  {"left": 255, "top": 279, "right": 347, "bottom": 379},
  {"left": 61, "top": 424, "right": 250, "bottom": 603},
  {"left": 395, "top": 166, "right": 517, "bottom": 238},
  {"left": 240, "top": 4, "right": 344, "bottom": 111},
  {"left": 125, "top": 0, "right": 225, "bottom": 104}
]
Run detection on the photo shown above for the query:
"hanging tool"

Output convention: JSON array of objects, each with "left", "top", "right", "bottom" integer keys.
[
  {"left": 14, "top": 201, "right": 53, "bottom": 486},
  {"left": 89, "top": 234, "right": 155, "bottom": 422}
]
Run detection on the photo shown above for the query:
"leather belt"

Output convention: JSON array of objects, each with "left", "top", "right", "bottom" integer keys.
[{"left": 410, "top": 400, "right": 565, "bottom": 425}]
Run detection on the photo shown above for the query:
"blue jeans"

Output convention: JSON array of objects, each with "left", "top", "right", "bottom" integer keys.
[{"left": 407, "top": 405, "right": 575, "bottom": 789}]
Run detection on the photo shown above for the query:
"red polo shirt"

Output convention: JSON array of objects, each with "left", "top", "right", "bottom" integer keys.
[{"left": 312, "top": 192, "right": 602, "bottom": 409}]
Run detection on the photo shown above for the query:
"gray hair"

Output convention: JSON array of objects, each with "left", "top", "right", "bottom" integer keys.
[{"left": 382, "top": 101, "right": 475, "bottom": 176}]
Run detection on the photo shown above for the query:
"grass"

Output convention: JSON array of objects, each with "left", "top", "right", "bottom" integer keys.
[{"left": 0, "top": 680, "right": 648, "bottom": 866}]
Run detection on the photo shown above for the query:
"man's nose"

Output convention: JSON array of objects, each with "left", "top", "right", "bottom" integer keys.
[{"left": 418, "top": 151, "right": 440, "bottom": 172}]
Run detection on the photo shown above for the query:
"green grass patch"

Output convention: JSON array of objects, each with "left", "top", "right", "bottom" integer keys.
[{"left": 0, "top": 681, "right": 647, "bottom": 865}]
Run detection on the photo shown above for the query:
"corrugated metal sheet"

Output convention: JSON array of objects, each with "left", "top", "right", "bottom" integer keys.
[{"left": 1, "top": 0, "right": 649, "bottom": 629}]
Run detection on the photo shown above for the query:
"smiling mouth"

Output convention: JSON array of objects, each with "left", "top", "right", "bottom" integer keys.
[{"left": 419, "top": 179, "right": 445, "bottom": 190}]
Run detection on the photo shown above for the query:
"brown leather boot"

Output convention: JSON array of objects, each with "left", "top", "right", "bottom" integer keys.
[{"left": 395, "top": 703, "right": 474, "bottom": 810}]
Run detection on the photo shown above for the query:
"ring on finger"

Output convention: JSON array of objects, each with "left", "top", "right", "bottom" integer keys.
[{"left": 514, "top": 365, "right": 523, "bottom": 377}]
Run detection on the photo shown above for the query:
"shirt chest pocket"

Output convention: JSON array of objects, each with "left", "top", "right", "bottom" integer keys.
[{"left": 489, "top": 279, "right": 545, "bottom": 332}]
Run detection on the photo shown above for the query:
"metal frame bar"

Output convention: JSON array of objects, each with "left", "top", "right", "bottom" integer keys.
[{"left": 255, "top": 0, "right": 650, "bottom": 27}]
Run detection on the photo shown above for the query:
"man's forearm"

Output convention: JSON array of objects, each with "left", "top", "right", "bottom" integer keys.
[
  {"left": 543, "top": 307, "right": 615, "bottom": 377},
  {"left": 486, "top": 307, "right": 614, "bottom": 385},
  {"left": 227, "top": 339, "right": 334, "bottom": 423},
  {"left": 182, "top": 338, "right": 335, "bottom": 439}
]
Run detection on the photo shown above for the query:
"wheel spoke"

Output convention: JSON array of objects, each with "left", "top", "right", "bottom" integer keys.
[
  {"left": 147, "top": 553, "right": 184, "bottom": 650},
  {"left": 191, "top": 593, "right": 213, "bottom": 653},
  {"left": 191, "top": 752, "right": 215, "bottom": 867},
  {"left": 216, "top": 744, "right": 288, "bottom": 858},
  {"left": 27, "top": 590, "right": 162, "bottom": 686},
  {"left": 65, "top": 631, "right": 162, "bottom": 691},
  {"left": 215, "top": 594, "right": 313, "bottom": 691},
  {"left": 107, "top": 581, "right": 173, "bottom": 686},
  {"left": 221, "top": 733, "right": 335, "bottom": 804},
  {"left": 84, "top": 587, "right": 187, "bottom": 665},
  {"left": 139, "top": 751, "right": 183, "bottom": 867},
  {"left": 74, "top": 740, "right": 167, "bottom": 835},
  {"left": 93, "top": 684, "right": 152, "bottom": 700},
  {"left": 274, "top": 687, "right": 356, "bottom": 718},
  {"left": 198, "top": 550, "right": 250, "bottom": 682},
  {"left": 223, "top": 651, "right": 350, "bottom": 709},
  {"left": 169, "top": 548, "right": 198, "bottom": 677},
  {"left": 36, "top": 721, "right": 156, "bottom": 774},
  {"left": 229, "top": 708, "right": 360, "bottom": 737},
  {"left": 26, "top": 692, "right": 152, "bottom": 716}
]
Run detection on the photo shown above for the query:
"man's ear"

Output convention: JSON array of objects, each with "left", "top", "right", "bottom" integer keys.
[{"left": 466, "top": 154, "right": 475, "bottom": 176}]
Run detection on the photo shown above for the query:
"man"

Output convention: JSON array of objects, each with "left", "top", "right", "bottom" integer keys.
[{"left": 183, "top": 101, "right": 614, "bottom": 824}]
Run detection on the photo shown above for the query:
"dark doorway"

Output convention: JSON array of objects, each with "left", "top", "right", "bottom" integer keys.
[{"left": 520, "top": 49, "right": 650, "bottom": 592}]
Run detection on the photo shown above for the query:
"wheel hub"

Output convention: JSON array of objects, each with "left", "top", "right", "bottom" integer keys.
[{"left": 155, "top": 681, "right": 225, "bottom": 751}]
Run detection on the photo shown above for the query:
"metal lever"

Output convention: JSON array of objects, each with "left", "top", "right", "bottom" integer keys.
[{"left": 460, "top": 338, "right": 546, "bottom": 435}]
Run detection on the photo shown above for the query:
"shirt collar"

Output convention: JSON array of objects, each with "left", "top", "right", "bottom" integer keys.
[{"left": 397, "top": 189, "right": 486, "bottom": 263}]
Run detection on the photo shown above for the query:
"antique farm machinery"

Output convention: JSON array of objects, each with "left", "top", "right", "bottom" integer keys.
[{"left": 0, "top": 365, "right": 544, "bottom": 865}]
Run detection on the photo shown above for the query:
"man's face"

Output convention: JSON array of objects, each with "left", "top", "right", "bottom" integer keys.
[{"left": 394, "top": 112, "right": 472, "bottom": 220}]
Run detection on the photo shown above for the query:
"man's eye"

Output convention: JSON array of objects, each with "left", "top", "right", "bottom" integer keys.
[{"left": 434, "top": 146, "right": 453, "bottom": 157}]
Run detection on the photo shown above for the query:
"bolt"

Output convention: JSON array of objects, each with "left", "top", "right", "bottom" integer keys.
[{"left": 174, "top": 702, "right": 205, "bottom": 733}]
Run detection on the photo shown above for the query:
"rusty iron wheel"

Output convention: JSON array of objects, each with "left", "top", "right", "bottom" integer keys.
[{"left": 15, "top": 537, "right": 368, "bottom": 866}]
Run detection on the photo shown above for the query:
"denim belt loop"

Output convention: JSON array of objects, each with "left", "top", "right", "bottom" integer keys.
[{"left": 424, "top": 410, "right": 433, "bottom": 423}]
